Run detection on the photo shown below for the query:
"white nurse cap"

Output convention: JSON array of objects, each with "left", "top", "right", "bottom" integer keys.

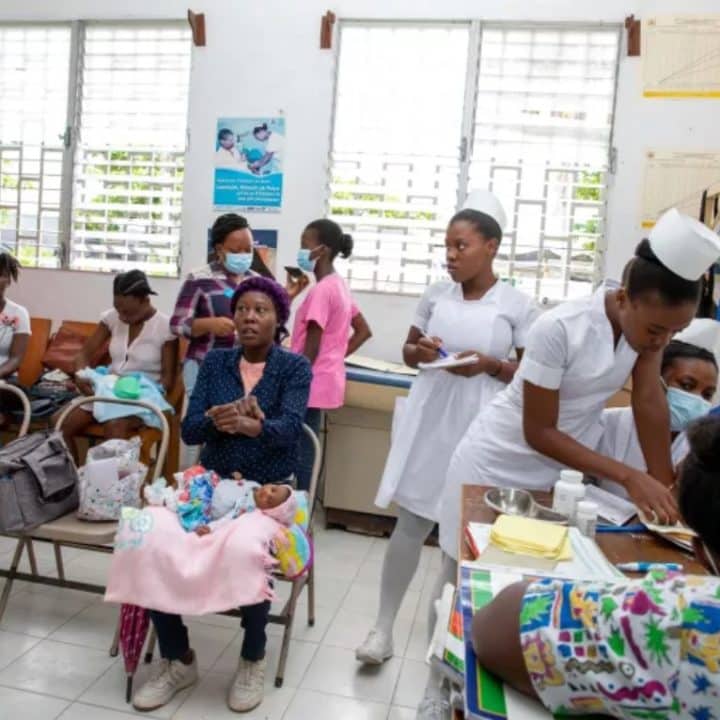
[
  {"left": 462, "top": 189, "right": 507, "bottom": 231},
  {"left": 675, "top": 318, "right": 720, "bottom": 356},
  {"left": 649, "top": 208, "right": 720, "bottom": 281}
]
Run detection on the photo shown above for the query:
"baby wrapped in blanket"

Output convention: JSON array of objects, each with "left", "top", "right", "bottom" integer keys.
[
  {"left": 106, "top": 477, "right": 301, "bottom": 615},
  {"left": 170, "top": 469, "right": 296, "bottom": 535}
]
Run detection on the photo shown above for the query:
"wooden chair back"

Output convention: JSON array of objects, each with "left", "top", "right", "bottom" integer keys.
[{"left": 18, "top": 317, "right": 52, "bottom": 387}]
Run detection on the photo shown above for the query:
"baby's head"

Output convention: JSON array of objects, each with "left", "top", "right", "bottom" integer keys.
[{"left": 254, "top": 484, "right": 297, "bottom": 526}]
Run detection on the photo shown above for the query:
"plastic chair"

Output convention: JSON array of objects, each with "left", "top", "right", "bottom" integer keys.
[
  {"left": 143, "top": 423, "right": 321, "bottom": 688},
  {"left": 0, "top": 396, "right": 169, "bottom": 622}
]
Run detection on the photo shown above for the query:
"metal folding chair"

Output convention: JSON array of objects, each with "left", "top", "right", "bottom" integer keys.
[
  {"left": 0, "top": 396, "right": 169, "bottom": 621},
  {"left": 144, "top": 423, "right": 321, "bottom": 688}
]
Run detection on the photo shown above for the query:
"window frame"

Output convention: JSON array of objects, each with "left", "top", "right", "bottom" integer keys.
[
  {"left": 326, "top": 18, "right": 622, "bottom": 303},
  {"left": 0, "top": 18, "right": 190, "bottom": 276}
]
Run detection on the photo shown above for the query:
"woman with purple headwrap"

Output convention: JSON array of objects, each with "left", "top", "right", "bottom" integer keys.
[{"left": 131, "top": 277, "right": 311, "bottom": 715}]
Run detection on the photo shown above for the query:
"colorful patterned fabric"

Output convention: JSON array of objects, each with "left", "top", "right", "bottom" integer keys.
[{"left": 520, "top": 570, "right": 720, "bottom": 719}]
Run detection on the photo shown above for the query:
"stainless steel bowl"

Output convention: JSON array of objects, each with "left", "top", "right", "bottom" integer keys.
[
  {"left": 484, "top": 487, "right": 568, "bottom": 524},
  {"left": 484, "top": 487, "right": 535, "bottom": 516}
]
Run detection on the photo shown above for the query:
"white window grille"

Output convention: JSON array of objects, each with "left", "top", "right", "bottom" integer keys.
[
  {"left": 328, "top": 23, "right": 470, "bottom": 295},
  {"left": 0, "top": 21, "right": 190, "bottom": 277},
  {"left": 471, "top": 26, "right": 620, "bottom": 303},
  {"left": 71, "top": 24, "right": 190, "bottom": 276},
  {"left": 327, "top": 21, "right": 620, "bottom": 302},
  {"left": 0, "top": 25, "right": 71, "bottom": 268}
]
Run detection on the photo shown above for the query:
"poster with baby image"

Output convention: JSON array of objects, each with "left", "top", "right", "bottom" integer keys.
[{"left": 213, "top": 117, "right": 285, "bottom": 211}]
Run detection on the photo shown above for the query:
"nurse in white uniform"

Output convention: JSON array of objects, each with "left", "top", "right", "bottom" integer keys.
[
  {"left": 438, "top": 208, "right": 720, "bottom": 565},
  {"left": 599, "top": 319, "right": 719, "bottom": 496},
  {"left": 355, "top": 192, "right": 538, "bottom": 678}
]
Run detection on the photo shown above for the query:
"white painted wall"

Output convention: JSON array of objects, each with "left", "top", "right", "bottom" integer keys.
[{"left": 2, "top": 0, "right": 719, "bottom": 360}]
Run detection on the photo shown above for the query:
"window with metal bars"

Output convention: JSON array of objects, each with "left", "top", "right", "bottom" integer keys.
[
  {"left": 0, "top": 22, "right": 190, "bottom": 276},
  {"left": 327, "top": 21, "right": 620, "bottom": 303}
]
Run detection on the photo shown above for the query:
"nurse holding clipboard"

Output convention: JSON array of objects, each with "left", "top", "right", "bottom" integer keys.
[{"left": 355, "top": 191, "right": 539, "bottom": 682}]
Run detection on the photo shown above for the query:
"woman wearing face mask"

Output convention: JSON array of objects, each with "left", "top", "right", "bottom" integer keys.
[
  {"left": 598, "top": 319, "right": 719, "bottom": 497},
  {"left": 170, "top": 214, "right": 256, "bottom": 400},
  {"left": 289, "top": 218, "right": 372, "bottom": 491}
]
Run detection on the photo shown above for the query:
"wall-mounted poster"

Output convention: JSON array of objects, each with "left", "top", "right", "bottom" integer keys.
[
  {"left": 207, "top": 228, "right": 278, "bottom": 278},
  {"left": 213, "top": 117, "right": 285, "bottom": 211}
]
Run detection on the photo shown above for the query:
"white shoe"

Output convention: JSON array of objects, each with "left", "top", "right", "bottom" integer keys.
[
  {"left": 228, "top": 657, "right": 266, "bottom": 712},
  {"left": 416, "top": 697, "right": 451, "bottom": 720},
  {"left": 355, "top": 628, "right": 393, "bottom": 665},
  {"left": 132, "top": 657, "right": 198, "bottom": 711}
]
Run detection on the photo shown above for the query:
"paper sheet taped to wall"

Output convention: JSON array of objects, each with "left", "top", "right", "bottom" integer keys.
[
  {"left": 641, "top": 150, "right": 720, "bottom": 228},
  {"left": 642, "top": 15, "right": 720, "bottom": 97}
]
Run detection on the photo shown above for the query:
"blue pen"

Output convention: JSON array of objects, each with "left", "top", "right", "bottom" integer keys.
[
  {"left": 597, "top": 524, "right": 648, "bottom": 534},
  {"left": 616, "top": 562, "right": 682, "bottom": 573},
  {"left": 421, "top": 333, "right": 448, "bottom": 358}
]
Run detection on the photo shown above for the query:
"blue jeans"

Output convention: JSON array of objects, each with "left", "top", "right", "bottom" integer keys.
[
  {"left": 150, "top": 602, "right": 271, "bottom": 662},
  {"left": 297, "top": 408, "right": 323, "bottom": 492}
]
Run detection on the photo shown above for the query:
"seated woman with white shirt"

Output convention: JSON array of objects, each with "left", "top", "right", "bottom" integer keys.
[
  {"left": 59, "top": 270, "right": 178, "bottom": 459},
  {"left": 0, "top": 251, "right": 31, "bottom": 425},
  {"left": 598, "top": 319, "right": 718, "bottom": 496}
]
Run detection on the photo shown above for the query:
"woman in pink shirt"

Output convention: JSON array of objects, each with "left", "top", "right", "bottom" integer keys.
[{"left": 290, "top": 219, "right": 372, "bottom": 489}]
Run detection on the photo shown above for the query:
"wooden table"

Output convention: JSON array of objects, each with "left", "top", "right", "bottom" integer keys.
[{"left": 461, "top": 485, "right": 707, "bottom": 574}]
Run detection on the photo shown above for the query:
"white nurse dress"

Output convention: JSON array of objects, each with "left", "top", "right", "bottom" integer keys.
[
  {"left": 439, "top": 283, "right": 638, "bottom": 558},
  {"left": 375, "top": 279, "right": 538, "bottom": 522},
  {"left": 597, "top": 406, "right": 688, "bottom": 498}
]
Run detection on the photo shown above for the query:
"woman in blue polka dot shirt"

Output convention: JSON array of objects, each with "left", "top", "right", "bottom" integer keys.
[
  {"left": 133, "top": 278, "right": 310, "bottom": 715},
  {"left": 181, "top": 277, "right": 311, "bottom": 481}
]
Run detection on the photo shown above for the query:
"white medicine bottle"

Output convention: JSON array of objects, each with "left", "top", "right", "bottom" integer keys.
[{"left": 552, "top": 469, "right": 586, "bottom": 520}]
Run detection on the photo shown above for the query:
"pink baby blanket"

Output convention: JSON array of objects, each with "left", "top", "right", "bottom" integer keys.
[{"left": 105, "top": 506, "right": 277, "bottom": 615}]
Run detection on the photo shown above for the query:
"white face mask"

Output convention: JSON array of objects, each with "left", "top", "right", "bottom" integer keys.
[{"left": 666, "top": 386, "right": 712, "bottom": 432}]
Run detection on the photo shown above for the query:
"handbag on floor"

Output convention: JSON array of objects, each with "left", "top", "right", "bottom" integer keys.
[{"left": 0, "top": 430, "right": 79, "bottom": 532}]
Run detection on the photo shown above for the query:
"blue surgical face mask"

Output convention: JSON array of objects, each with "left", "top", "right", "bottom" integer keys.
[
  {"left": 224, "top": 252, "right": 253, "bottom": 275},
  {"left": 297, "top": 248, "right": 316, "bottom": 273},
  {"left": 667, "top": 386, "right": 712, "bottom": 432}
]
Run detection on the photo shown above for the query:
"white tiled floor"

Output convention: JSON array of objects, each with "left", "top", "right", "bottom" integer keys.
[{"left": 0, "top": 522, "right": 441, "bottom": 719}]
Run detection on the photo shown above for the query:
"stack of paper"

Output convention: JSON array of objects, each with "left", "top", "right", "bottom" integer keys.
[{"left": 489, "top": 515, "right": 571, "bottom": 561}]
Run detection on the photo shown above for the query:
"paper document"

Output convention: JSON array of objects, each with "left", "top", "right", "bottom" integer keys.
[
  {"left": 345, "top": 354, "right": 418, "bottom": 376},
  {"left": 641, "top": 150, "right": 720, "bottom": 227},
  {"left": 418, "top": 354, "right": 479, "bottom": 371},
  {"left": 642, "top": 16, "right": 720, "bottom": 97},
  {"left": 584, "top": 484, "right": 637, "bottom": 526}
]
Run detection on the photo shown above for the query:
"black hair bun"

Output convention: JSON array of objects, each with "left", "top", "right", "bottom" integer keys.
[{"left": 340, "top": 233, "right": 354, "bottom": 259}]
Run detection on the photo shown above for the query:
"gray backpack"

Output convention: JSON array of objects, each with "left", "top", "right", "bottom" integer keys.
[{"left": 0, "top": 431, "right": 79, "bottom": 533}]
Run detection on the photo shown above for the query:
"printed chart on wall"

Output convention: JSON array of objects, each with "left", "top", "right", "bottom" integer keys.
[
  {"left": 642, "top": 16, "right": 720, "bottom": 98},
  {"left": 641, "top": 150, "right": 720, "bottom": 228},
  {"left": 207, "top": 228, "right": 278, "bottom": 277},
  {"left": 213, "top": 117, "right": 285, "bottom": 211}
]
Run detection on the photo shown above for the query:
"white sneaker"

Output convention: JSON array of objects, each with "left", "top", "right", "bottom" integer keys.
[
  {"left": 132, "top": 657, "right": 198, "bottom": 711},
  {"left": 355, "top": 628, "right": 393, "bottom": 665},
  {"left": 416, "top": 697, "right": 451, "bottom": 720},
  {"left": 228, "top": 657, "right": 266, "bottom": 712}
]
